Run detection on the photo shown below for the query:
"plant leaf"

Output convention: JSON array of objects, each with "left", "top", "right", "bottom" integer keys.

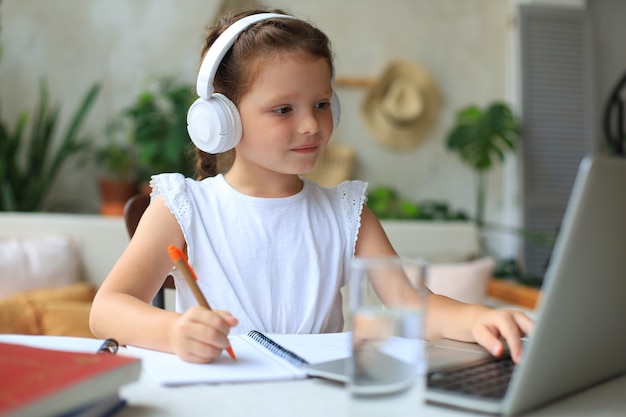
[
  {"left": 446, "top": 101, "right": 520, "bottom": 172},
  {"left": 0, "top": 81, "right": 100, "bottom": 211}
]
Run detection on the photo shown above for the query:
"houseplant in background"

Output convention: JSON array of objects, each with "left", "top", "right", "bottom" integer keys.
[
  {"left": 0, "top": 81, "right": 100, "bottom": 212},
  {"left": 117, "top": 76, "right": 196, "bottom": 183},
  {"left": 93, "top": 133, "right": 139, "bottom": 216},
  {"left": 367, "top": 185, "right": 468, "bottom": 221},
  {"left": 445, "top": 101, "right": 550, "bottom": 287},
  {"left": 445, "top": 101, "right": 521, "bottom": 229},
  {"left": 94, "top": 76, "right": 195, "bottom": 215}
]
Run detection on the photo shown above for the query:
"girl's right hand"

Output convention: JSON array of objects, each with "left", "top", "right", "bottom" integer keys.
[{"left": 170, "top": 306, "right": 238, "bottom": 363}]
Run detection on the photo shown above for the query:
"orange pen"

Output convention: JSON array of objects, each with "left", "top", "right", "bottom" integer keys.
[{"left": 167, "top": 244, "right": 236, "bottom": 361}]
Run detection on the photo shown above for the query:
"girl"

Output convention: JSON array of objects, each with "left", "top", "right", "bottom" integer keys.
[{"left": 90, "top": 9, "right": 532, "bottom": 365}]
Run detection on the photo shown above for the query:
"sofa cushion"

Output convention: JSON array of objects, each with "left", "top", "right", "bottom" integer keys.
[
  {"left": 0, "top": 283, "right": 96, "bottom": 337},
  {"left": 34, "top": 300, "right": 95, "bottom": 338},
  {"left": 0, "top": 235, "right": 83, "bottom": 298},
  {"left": 427, "top": 257, "right": 495, "bottom": 304}
]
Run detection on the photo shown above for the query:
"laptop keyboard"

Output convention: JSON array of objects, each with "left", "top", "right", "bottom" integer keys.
[{"left": 427, "top": 355, "right": 516, "bottom": 400}]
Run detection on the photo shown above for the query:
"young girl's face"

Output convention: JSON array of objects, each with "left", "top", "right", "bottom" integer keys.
[{"left": 235, "top": 52, "right": 335, "bottom": 176}]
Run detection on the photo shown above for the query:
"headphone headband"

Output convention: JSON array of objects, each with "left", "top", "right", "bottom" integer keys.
[
  {"left": 196, "top": 13, "right": 295, "bottom": 99},
  {"left": 187, "top": 12, "right": 340, "bottom": 154}
]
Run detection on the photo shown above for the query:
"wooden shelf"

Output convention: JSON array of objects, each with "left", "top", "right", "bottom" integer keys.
[
  {"left": 487, "top": 279, "right": 541, "bottom": 310},
  {"left": 334, "top": 76, "right": 376, "bottom": 89}
]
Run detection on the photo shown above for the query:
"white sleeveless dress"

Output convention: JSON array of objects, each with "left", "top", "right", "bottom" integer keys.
[{"left": 150, "top": 173, "right": 367, "bottom": 335}]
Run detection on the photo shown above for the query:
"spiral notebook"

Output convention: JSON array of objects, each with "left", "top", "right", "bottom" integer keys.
[{"left": 127, "top": 331, "right": 351, "bottom": 386}]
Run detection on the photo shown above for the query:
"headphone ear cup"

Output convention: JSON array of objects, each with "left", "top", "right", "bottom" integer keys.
[
  {"left": 187, "top": 93, "right": 242, "bottom": 154},
  {"left": 331, "top": 91, "right": 341, "bottom": 130}
]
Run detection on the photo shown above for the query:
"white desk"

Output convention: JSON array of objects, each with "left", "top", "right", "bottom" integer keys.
[
  {"left": 117, "top": 371, "right": 626, "bottom": 417},
  {"left": 3, "top": 335, "right": 624, "bottom": 416}
]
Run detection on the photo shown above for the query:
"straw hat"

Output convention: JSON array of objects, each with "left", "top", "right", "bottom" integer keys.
[{"left": 361, "top": 61, "right": 440, "bottom": 150}]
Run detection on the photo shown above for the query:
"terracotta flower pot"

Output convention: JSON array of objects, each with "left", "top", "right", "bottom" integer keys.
[{"left": 98, "top": 178, "right": 139, "bottom": 216}]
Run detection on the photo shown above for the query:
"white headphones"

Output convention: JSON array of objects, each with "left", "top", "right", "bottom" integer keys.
[{"left": 187, "top": 13, "right": 341, "bottom": 154}]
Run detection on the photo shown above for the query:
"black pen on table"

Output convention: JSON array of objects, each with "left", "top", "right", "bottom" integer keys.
[
  {"left": 95, "top": 338, "right": 129, "bottom": 416},
  {"left": 97, "top": 338, "right": 119, "bottom": 355}
]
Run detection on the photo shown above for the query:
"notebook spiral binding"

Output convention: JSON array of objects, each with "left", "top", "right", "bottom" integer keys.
[{"left": 247, "top": 330, "right": 310, "bottom": 368}]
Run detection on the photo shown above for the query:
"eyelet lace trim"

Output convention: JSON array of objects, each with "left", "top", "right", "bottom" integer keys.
[
  {"left": 338, "top": 180, "right": 368, "bottom": 259},
  {"left": 150, "top": 173, "right": 193, "bottom": 231}
]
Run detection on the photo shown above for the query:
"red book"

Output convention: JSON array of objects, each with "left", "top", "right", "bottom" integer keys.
[{"left": 0, "top": 342, "right": 141, "bottom": 417}]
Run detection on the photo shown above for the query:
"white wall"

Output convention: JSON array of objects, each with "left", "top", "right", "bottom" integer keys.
[{"left": 0, "top": 0, "right": 578, "bottom": 258}]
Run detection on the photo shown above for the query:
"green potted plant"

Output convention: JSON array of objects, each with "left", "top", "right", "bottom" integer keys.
[
  {"left": 445, "top": 101, "right": 521, "bottom": 228},
  {"left": 119, "top": 76, "right": 197, "bottom": 182},
  {"left": 367, "top": 185, "right": 468, "bottom": 221},
  {"left": 445, "top": 101, "right": 553, "bottom": 287},
  {"left": 94, "top": 137, "right": 139, "bottom": 216},
  {"left": 0, "top": 81, "right": 100, "bottom": 212},
  {"left": 95, "top": 141, "right": 137, "bottom": 182}
]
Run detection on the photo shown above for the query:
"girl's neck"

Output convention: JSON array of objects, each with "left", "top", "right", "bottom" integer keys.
[{"left": 223, "top": 168, "right": 303, "bottom": 198}]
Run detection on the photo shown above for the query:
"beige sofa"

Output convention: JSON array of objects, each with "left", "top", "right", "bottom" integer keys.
[
  {"left": 0, "top": 213, "right": 495, "bottom": 337},
  {"left": 0, "top": 213, "right": 129, "bottom": 337},
  {"left": 0, "top": 212, "right": 129, "bottom": 287}
]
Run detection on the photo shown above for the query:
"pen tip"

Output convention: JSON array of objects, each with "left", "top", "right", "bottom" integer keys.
[{"left": 227, "top": 346, "right": 237, "bottom": 361}]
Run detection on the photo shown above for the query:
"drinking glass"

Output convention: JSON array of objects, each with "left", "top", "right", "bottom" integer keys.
[{"left": 348, "top": 257, "right": 428, "bottom": 416}]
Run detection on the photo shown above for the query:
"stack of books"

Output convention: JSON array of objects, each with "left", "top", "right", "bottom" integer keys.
[{"left": 0, "top": 340, "right": 141, "bottom": 417}]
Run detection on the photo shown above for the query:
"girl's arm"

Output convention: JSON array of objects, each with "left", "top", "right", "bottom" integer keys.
[
  {"left": 354, "top": 206, "right": 533, "bottom": 363},
  {"left": 89, "top": 196, "right": 237, "bottom": 362}
]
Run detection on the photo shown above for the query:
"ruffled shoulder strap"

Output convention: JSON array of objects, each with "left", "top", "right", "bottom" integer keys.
[
  {"left": 337, "top": 180, "right": 368, "bottom": 259},
  {"left": 150, "top": 173, "right": 193, "bottom": 231}
]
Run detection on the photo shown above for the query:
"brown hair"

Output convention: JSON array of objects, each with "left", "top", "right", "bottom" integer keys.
[{"left": 194, "top": 9, "right": 335, "bottom": 179}]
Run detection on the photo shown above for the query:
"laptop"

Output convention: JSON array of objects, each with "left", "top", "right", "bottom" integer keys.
[{"left": 423, "top": 154, "right": 626, "bottom": 415}]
